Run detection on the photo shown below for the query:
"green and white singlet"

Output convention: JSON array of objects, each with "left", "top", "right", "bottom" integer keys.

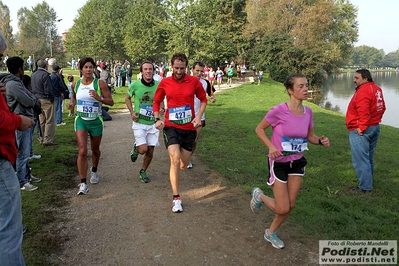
[{"left": 75, "top": 79, "right": 102, "bottom": 120}]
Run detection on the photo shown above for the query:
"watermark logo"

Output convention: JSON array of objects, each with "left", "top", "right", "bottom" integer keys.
[{"left": 319, "top": 240, "right": 397, "bottom": 264}]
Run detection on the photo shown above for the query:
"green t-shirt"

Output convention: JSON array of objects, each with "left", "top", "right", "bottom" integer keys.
[
  {"left": 127, "top": 79, "right": 159, "bottom": 125},
  {"left": 227, "top": 67, "right": 234, "bottom": 77}
]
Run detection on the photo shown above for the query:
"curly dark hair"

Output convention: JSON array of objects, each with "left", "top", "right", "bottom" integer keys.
[{"left": 170, "top": 52, "right": 188, "bottom": 67}]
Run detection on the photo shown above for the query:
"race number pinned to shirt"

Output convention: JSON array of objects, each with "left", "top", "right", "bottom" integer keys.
[
  {"left": 281, "top": 136, "right": 308, "bottom": 155},
  {"left": 76, "top": 100, "right": 100, "bottom": 118},
  {"left": 139, "top": 104, "right": 154, "bottom": 121},
  {"left": 169, "top": 105, "right": 192, "bottom": 124}
]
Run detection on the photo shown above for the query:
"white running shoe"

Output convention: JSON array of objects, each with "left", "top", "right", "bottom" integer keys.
[
  {"left": 172, "top": 198, "right": 183, "bottom": 213},
  {"left": 250, "top": 187, "right": 264, "bottom": 214},
  {"left": 186, "top": 160, "right": 193, "bottom": 169},
  {"left": 90, "top": 167, "right": 99, "bottom": 184},
  {"left": 29, "top": 154, "right": 41, "bottom": 159},
  {"left": 77, "top": 183, "right": 89, "bottom": 195},
  {"left": 21, "top": 182, "right": 38, "bottom": 191},
  {"left": 264, "top": 229, "right": 285, "bottom": 249},
  {"left": 29, "top": 174, "right": 42, "bottom": 183}
]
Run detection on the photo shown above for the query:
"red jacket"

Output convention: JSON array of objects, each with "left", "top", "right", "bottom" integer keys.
[
  {"left": 153, "top": 74, "right": 207, "bottom": 130},
  {"left": 0, "top": 95, "right": 22, "bottom": 164},
  {"left": 346, "top": 82, "right": 386, "bottom": 132}
]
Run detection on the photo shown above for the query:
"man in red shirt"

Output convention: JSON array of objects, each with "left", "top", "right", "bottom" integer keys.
[
  {"left": 0, "top": 33, "right": 34, "bottom": 266},
  {"left": 153, "top": 53, "right": 207, "bottom": 213},
  {"left": 346, "top": 69, "right": 386, "bottom": 192}
]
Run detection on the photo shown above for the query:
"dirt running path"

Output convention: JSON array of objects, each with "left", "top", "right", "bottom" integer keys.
[{"left": 52, "top": 83, "right": 319, "bottom": 265}]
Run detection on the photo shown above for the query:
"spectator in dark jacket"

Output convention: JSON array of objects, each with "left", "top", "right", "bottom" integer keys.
[
  {"left": 31, "top": 59, "right": 56, "bottom": 145},
  {"left": 50, "top": 65, "right": 67, "bottom": 126}
]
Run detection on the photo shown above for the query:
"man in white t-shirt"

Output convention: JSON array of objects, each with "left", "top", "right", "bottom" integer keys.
[{"left": 186, "top": 61, "right": 216, "bottom": 169}]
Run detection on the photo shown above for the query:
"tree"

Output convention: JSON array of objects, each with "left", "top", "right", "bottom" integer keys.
[
  {"left": 163, "top": 0, "right": 247, "bottom": 67},
  {"left": 0, "top": 2, "right": 14, "bottom": 50},
  {"left": 384, "top": 51, "right": 399, "bottom": 68},
  {"left": 65, "top": 0, "right": 130, "bottom": 61},
  {"left": 246, "top": 0, "right": 358, "bottom": 84},
  {"left": 17, "top": 2, "right": 61, "bottom": 60},
  {"left": 351, "top": 45, "right": 385, "bottom": 68},
  {"left": 163, "top": 0, "right": 199, "bottom": 59},
  {"left": 123, "top": 0, "right": 168, "bottom": 63}
]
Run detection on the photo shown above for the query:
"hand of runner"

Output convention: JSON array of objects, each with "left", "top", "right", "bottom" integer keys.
[
  {"left": 319, "top": 136, "right": 330, "bottom": 147},
  {"left": 155, "top": 120, "right": 164, "bottom": 130},
  {"left": 132, "top": 112, "right": 138, "bottom": 122},
  {"left": 192, "top": 118, "right": 201, "bottom": 128}
]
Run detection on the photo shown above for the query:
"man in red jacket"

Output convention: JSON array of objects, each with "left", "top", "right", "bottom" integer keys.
[
  {"left": 0, "top": 33, "right": 34, "bottom": 265},
  {"left": 346, "top": 69, "right": 386, "bottom": 192},
  {"left": 153, "top": 52, "right": 207, "bottom": 213}
]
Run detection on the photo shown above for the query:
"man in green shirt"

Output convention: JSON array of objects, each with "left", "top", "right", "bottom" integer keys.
[{"left": 125, "top": 61, "right": 163, "bottom": 183}]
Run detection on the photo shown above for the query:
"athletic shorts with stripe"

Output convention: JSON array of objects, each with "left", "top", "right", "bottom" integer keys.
[
  {"left": 267, "top": 156, "right": 307, "bottom": 185},
  {"left": 74, "top": 116, "right": 104, "bottom": 137}
]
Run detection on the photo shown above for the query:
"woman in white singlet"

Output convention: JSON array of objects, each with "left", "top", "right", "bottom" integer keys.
[{"left": 67, "top": 57, "right": 114, "bottom": 195}]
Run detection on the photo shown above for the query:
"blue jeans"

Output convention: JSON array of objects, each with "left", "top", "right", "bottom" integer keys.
[
  {"left": 0, "top": 159, "right": 25, "bottom": 265},
  {"left": 54, "top": 96, "right": 63, "bottom": 124},
  {"left": 127, "top": 76, "right": 132, "bottom": 87},
  {"left": 117, "top": 76, "right": 121, "bottom": 87},
  {"left": 16, "top": 130, "right": 31, "bottom": 187},
  {"left": 30, "top": 118, "right": 39, "bottom": 157},
  {"left": 349, "top": 125, "right": 380, "bottom": 191}
]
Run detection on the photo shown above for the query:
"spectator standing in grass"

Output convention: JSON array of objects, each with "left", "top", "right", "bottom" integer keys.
[
  {"left": 257, "top": 70, "right": 263, "bottom": 85},
  {"left": 346, "top": 69, "right": 386, "bottom": 192},
  {"left": 66, "top": 57, "right": 114, "bottom": 195},
  {"left": 100, "top": 64, "right": 112, "bottom": 94},
  {"left": 115, "top": 64, "right": 121, "bottom": 88},
  {"left": 27, "top": 56, "right": 34, "bottom": 72},
  {"left": 0, "top": 33, "right": 34, "bottom": 265},
  {"left": 125, "top": 61, "right": 163, "bottom": 183},
  {"left": 21, "top": 75, "right": 42, "bottom": 162},
  {"left": 71, "top": 58, "right": 77, "bottom": 70},
  {"left": 120, "top": 65, "right": 127, "bottom": 87},
  {"left": 1, "top": 57, "right": 41, "bottom": 191},
  {"left": 126, "top": 64, "right": 133, "bottom": 87},
  {"left": 50, "top": 65, "right": 67, "bottom": 126},
  {"left": 31, "top": 59, "right": 57, "bottom": 146},
  {"left": 153, "top": 52, "right": 207, "bottom": 213},
  {"left": 250, "top": 73, "right": 330, "bottom": 249},
  {"left": 47, "top": 56, "right": 56, "bottom": 73},
  {"left": 66, "top": 75, "right": 75, "bottom": 116}
]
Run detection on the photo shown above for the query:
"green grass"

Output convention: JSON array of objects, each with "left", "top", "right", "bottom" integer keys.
[
  {"left": 198, "top": 79, "right": 399, "bottom": 241},
  {"left": 22, "top": 118, "right": 78, "bottom": 265},
  {"left": 22, "top": 77, "right": 399, "bottom": 264}
]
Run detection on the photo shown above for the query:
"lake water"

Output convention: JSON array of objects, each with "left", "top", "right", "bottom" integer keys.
[{"left": 317, "top": 72, "right": 399, "bottom": 128}]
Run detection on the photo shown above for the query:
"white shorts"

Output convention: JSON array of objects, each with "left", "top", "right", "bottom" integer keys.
[{"left": 132, "top": 122, "right": 160, "bottom": 147}]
